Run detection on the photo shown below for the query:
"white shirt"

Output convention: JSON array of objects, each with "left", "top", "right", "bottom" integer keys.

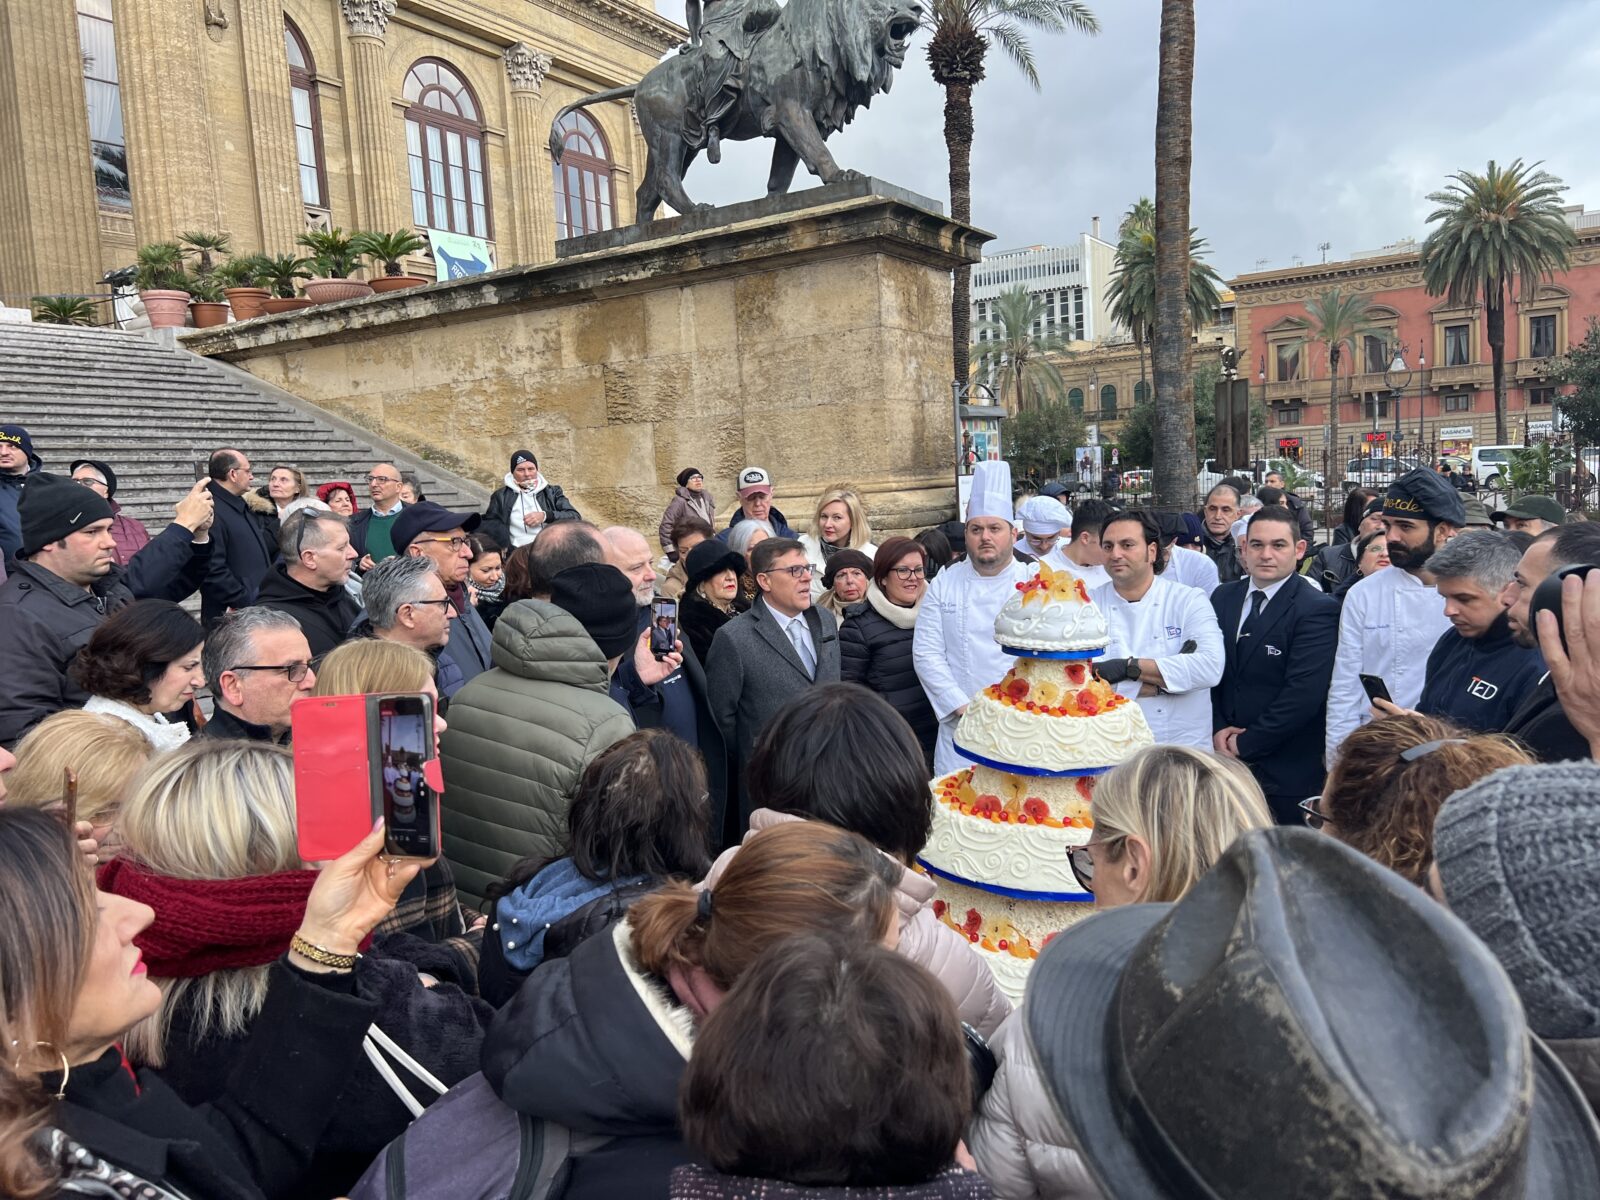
[
  {"left": 84, "top": 695, "right": 192, "bottom": 752},
  {"left": 1234, "top": 574, "right": 1292, "bottom": 640},
  {"left": 1325, "top": 566, "right": 1452, "bottom": 767},
  {"left": 1043, "top": 547, "right": 1110, "bottom": 592},
  {"left": 914, "top": 557, "right": 1036, "bottom": 774},
  {"left": 1164, "top": 546, "right": 1220, "bottom": 597},
  {"left": 1092, "top": 576, "right": 1226, "bottom": 751}
]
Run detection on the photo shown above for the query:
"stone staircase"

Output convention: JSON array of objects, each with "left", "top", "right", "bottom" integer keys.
[{"left": 0, "top": 322, "right": 487, "bottom": 531}]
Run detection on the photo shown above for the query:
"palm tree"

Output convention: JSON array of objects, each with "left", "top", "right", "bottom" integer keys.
[
  {"left": 1280, "top": 288, "right": 1386, "bottom": 503},
  {"left": 1420, "top": 159, "right": 1576, "bottom": 444},
  {"left": 1105, "top": 223, "right": 1222, "bottom": 409},
  {"left": 925, "top": 0, "right": 1098, "bottom": 392},
  {"left": 1151, "top": 0, "right": 1195, "bottom": 509},
  {"left": 971, "top": 286, "right": 1069, "bottom": 412},
  {"left": 1118, "top": 196, "right": 1155, "bottom": 239}
]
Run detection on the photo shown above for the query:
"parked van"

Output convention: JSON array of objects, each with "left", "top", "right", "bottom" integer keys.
[{"left": 1470, "top": 445, "right": 1520, "bottom": 491}]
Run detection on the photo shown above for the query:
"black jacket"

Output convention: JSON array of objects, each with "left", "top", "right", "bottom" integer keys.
[
  {"left": 0, "top": 523, "right": 211, "bottom": 748},
  {"left": 483, "top": 922, "right": 697, "bottom": 1200},
  {"left": 1199, "top": 530, "right": 1244, "bottom": 584},
  {"left": 202, "top": 481, "right": 277, "bottom": 627},
  {"left": 253, "top": 561, "right": 363, "bottom": 659},
  {"left": 156, "top": 955, "right": 492, "bottom": 1198},
  {"left": 1418, "top": 615, "right": 1545, "bottom": 735},
  {"left": 198, "top": 704, "right": 285, "bottom": 744},
  {"left": 679, "top": 589, "right": 739, "bottom": 664},
  {"left": 1308, "top": 541, "right": 1357, "bottom": 594},
  {"left": 0, "top": 454, "right": 39, "bottom": 567},
  {"left": 1281, "top": 491, "right": 1316, "bottom": 545},
  {"left": 43, "top": 960, "right": 376, "bottom": 1200},
  {"left": 839, "top": 592, "right": 937, "bottom": 768},
  {"left": 479, "top": 481, "right": 582, "bottom": 549},
  {"left": 1211, "top": 574, "right": 1339, "bottom": 801},
  {"left": 1503, "top": 675, "right": 1589, "bottom": 763}
]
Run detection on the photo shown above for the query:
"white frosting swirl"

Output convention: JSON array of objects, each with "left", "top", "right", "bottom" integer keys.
[
  {"left": 956, "top": 692, "right": 1154, "bottom": 771},
  {"left": 921, "top": 793, "right": 1089, "bottom": 894},
  {"left": 993, "top": 591, "right": 1109, "bottom": 652}
]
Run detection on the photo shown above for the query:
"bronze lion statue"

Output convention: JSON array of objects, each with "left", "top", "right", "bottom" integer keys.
[{"left": 549, "top": 0, "right": 923, "bottom": 226}]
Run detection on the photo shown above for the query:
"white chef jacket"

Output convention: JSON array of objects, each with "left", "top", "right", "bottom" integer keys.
[
  {"left": 1043, "top": 547, "right": 1110, "bottom": 592},
  {"left": 1164, "top": 545, "right": 1220, "bottom": 597},
  {"left": 914, "top": 557, "right": 1036, "bottom": 775},
  {"left": 1091, "top": 576, "right": 1226, "bottom": 750},
  {"left": 1325, "top": 566, "right": 1451, "bottom": 767}
]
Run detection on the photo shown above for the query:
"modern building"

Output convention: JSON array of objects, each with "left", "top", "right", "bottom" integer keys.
[
  {"left": 971, "top": 222, "right": 1121, "bottom": 346},
  {"left": 0, "top": 0, "right": 682, "bottom": 304},
  {"left": 1229, "top": 205, "right": 1600, "bottom": 462}
]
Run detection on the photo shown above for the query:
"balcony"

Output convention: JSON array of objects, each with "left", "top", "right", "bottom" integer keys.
[
  {"left": 1427, "top": 362, "right": 1490, "bottom": 388},
  {"left": 1515, "top": 356, "right": 1558, "bottom": 380},
  {"left": 1264, "top": 379, "right": 1308, "bottom": 403}
]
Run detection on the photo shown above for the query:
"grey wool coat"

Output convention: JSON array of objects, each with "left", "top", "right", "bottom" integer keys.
[{"left": 704, "top": 596, "right": 840, "bottom": 766}]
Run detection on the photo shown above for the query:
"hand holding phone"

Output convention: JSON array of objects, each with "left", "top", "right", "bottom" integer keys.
[
  {"left": 649, "top": 596, "right": 679, "bottom": 661},
  {"left": 1359, "top": 674, "right": 1393, "bottom": 704}
]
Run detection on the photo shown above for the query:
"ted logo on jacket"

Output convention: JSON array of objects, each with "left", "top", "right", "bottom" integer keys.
[{"left": 1467, "top": 676, "right": 1499, "bottom": 701}]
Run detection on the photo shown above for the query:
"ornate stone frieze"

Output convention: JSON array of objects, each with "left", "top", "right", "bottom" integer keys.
[{"left": 504, "top": 43, "right": 554, "bottom": 93}]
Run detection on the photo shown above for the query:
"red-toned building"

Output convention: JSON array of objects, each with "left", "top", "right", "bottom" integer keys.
[{"left": 1229, "top": 206, "right": 1600, "bottom": 464}]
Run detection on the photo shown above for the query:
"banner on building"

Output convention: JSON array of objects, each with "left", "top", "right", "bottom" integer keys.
[{"left": 427, "top": 229, "right": 494, "bottom": 281}]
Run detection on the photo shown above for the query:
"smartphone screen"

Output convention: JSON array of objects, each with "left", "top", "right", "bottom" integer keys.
[
  {"left": 650, "top": 596, "right": 679, "bottom": 660},
  {"left": 1359, "top": 674, "right": 1393, "bottom": 704},
  {"left": 376, "top": 695, "right": 437, "bottom": 858}
]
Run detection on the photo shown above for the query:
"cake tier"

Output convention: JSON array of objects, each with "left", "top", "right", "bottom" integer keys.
[
  {"left": 924, "top": 875, "right": 1094, "bottom": 1003},
  {"left": 993, "top": 562, "right": 1109, "bottom": 653},
  {"left": 955, "top": 659, "right": 1154, "bottom": 773},
  {"left": 921, "top": 767, "right": 1094, "bottom": 897}
]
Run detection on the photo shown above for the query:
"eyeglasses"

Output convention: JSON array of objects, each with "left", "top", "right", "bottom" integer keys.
[
  {"left": 890, "top": 565, "right": 926, "bottom": 580},
  {"left": 404, "top": 598, "right": 454, "bottom": 612},
  {"left": 760, "top": 564, "right": 814, "bottom": 580},
  {"left": 230, "top": 661, "right": 312, "bottom": 682},
  {"left": 74, "top": 476, "right": 108, "bottom": 491},
  {"left": 417, "top": 535, "right": 469, "bottom": 551},
  {"left": 366, "top": 473, "right": 400, "bottom": 484},
  {"left": 1066, "top": 836, "right": 1124, "bottom": 893},
  {"left": 1299, "top": 796, "right": 1331, "bottom": 831}
]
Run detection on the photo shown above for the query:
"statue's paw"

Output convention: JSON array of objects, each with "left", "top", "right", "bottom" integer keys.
[{"left": 833, "top": 168, "right": 864, "bottom": 183}]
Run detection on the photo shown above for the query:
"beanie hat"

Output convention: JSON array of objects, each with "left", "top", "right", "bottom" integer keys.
[
  {"left": 69, "top": 458, "right": 118, "bottom": 497},
  {"left": 1433, "top": 761, "right": 1600, "bottom": 1040},
  {"left": 821, "top": 548, "right": 874, "bottom": 591},
  {"left": 20, "top": 472, "right": 115, "bottom": 556},
  {"left": 872, "top": 536, "right": 925, "bottom": 587},
  {"left": 676, "top": 467, "right": 703, "bottom": 488},
  {"left": 510, "top": 449, "right": 537, "bottom": 471},
  {"left": 548, "top": 563, "right": 639, "bottom": 659},
  {"left": 0, "top": 424, "right": 38, "bottom": 465}
]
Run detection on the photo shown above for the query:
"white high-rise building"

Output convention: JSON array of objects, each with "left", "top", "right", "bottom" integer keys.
[{"left": 971, "top": 223, "right": 1122, "bottom": 346}]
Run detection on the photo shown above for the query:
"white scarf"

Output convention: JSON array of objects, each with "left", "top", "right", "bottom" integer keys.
[{"left": 84, "top": 695, "right": 192, "bottom": 751}]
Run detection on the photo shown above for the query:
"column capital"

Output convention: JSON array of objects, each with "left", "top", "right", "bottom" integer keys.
[
  {"left": 504, "top": 42, "right": 554, "bottom": 93},
  {"left": 340, "top": 0, "right": 396, "bottom": 39}
]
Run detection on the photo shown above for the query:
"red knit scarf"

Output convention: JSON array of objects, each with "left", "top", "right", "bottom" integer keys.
[{"left": 96, "top": 858, "right": 341, "bottom": 978}]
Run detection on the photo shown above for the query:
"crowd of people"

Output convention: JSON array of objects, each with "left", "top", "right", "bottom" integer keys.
[{"left": 2, "top": 419, "right": 1599, "bottom": 1199}]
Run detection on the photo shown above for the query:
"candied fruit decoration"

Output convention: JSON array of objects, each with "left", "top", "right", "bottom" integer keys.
[
  {"left": 1066, "top": 662, "right": 1088, "bottom": 685},
  {"left": 1078, "top": 691, "right": 1102, "bottom": 716},
  {"left": 1023, "top": 798, "right": 1050, "bottom": 823},
  {"left": 961, "top": 909, "right": 982, "bottom": 937},
  {"left": 932, "top": 899, "right": 946, "bottom": 919},
  {"left": 971, "top": 795, "right": 1001, "bottom": 818},
  {"left": 1004, "top": 676, "right": 1031, "bottom": 701}
]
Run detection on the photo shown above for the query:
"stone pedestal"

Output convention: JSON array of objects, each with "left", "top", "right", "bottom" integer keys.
[{"left": 183, "top": 183, "right": 992, "bottom": 533}]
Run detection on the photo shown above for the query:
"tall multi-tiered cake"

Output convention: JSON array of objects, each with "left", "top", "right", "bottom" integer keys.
[{"left": 918, "top": 563, "right": 1154, "bottom": 1000}]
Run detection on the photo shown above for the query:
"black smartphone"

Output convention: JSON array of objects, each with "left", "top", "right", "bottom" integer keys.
[
  {"left": 1359, "top": 674, "right": 1392, "bottom": 704},
  {"left": 194, "top": 458, "right": 209, "bottom": 481},
  {"left": 374, "top": 694, "right": 438, "bottom": 858},
  {"left": 1529, "top": 562, "right": 1600, "bottom": 658},
  {"left": 650, "top": 596, "right": 679, "bottom": 660}
]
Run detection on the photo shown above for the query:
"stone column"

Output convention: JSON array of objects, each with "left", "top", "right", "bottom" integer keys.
[
  {"left": 503, "top": 43, "right": 554, "bottom": 266},
  {"left": 340, "top": 0, "right": 404, "bottom": 234},
  {"left": 235, "top": 0, "right": 302, "bottom": 254},
  {"left": 0, "top": 0, "right": 103, "bottom": 297},
  {"left": 112, "top": 0, "right": 222, "bottom": 244}
]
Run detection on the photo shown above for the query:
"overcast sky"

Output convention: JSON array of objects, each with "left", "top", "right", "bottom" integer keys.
[{"left": 654, "top": 0, "right": 1600, "bottom": 281}]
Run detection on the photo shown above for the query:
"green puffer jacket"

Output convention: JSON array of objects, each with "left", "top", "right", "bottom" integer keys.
[{"left": 439, "top": 599, "right": 634, "bottom": 910}]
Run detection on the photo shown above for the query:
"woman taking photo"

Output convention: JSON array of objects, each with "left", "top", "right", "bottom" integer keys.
[
  {"left": 800, "top": 486, "right": 876, "bottom": 599},
  {"left": 658, "top": 467, "right": 717, "bottom": 558},
  {"left": 679, "top": 540, "right": 749, "bottom": 663},
  {"left": 3, "top": 711, "right": 153, "bottom": 858},
  {"left": 840, "top": 538, "right": 937, "bottom": 765},
  {"left": 968, "top": 745, "right": 1272, "bottom": 1200},
  {"left": 99, "top": 740, "right": 492, "bottom": 1197},
  {"left": 71, "top": 599, "right": 205, "bottom": 751},
  {"left": 0, "top": 806, "right": 425, "bottom": 1200}
]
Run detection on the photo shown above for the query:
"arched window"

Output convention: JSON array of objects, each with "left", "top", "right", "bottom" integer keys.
[
  {"left": 285, "top": 19, "right": 327, "bottom": 210},
  {"left": 1100, "top": 384, "right": 1118, "bottom": 414},
  {"left": 404, "top": 59, "right": 491, "bottom": 237},
  {"left": 75, "top": 0, "right": 129, "bottom": 209},
  {"left": 1068, "top": 387, "right": 1084, "bottom": 412},
  {"left": 1133, "top": 380, "right": 1150, "bottom": 405},
  {"left": 553, "top": 110, "right": 615, "bottom": 239}
]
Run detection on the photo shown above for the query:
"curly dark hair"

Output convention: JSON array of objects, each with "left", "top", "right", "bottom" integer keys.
[
  {"left": 70, "top": 599, "right": 204, "bottom": 706},
  {"left": 1322, "top": 713, "right": 1531, "bottom": 886}
]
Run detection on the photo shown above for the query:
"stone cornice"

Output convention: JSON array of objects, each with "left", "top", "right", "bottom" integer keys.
[{"left": 529, "top": 0, "right": 685, "bottom": 56}]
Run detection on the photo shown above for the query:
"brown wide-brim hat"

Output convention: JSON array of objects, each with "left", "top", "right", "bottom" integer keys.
[{"left": 1026, "top": 827, "right": 1600, "bottom": 1200}]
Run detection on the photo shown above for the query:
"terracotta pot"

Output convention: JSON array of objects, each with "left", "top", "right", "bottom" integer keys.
[
  {"left": 261, "top": 296, "right": 315, "bottom": 314},
  {"left": 140, "top": 288, "right": 191, "bottom": 329},
  {"left": 368, "top": 275, "right": 429, "bottom": 293},
  {"left": 224, "top": 286, "right": 270, "bottom": 320},
  {"left": 303, "top": 277, "right": 374, "bottom": 304},
  {"left": 190, "top": 301, "right": 230, "bottom": 328}
]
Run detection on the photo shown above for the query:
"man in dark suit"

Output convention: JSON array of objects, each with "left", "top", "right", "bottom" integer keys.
[
  {"left": 1211, "top": 504, "right": 1339, "bottom": 824},
  {"left": 200, "top": 447, "right": 276, "bottom": 629},
  {"left": 706, "top": 536, "right": 841, "bottom": 818}
]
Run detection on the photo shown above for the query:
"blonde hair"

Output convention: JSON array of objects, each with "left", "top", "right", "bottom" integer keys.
[
  {"left": 268, "top": 463, "right": 308, "bottom": 501},
  {"left": 311, "top": 638, "right": 434, "bottom": 697},
  {"left": 1090, "top": 745, "right": 1272, "bottom": 903},
  {"left": 117, "top": 741, "right": 300, "bottom": 1066},
  {"left": 810, "top": 485, "right": 872, "bottom": 550},
  {"left": 5, "top": 710, "right": 153, "bottom": 830}
]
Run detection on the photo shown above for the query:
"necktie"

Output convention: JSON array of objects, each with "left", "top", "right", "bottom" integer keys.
[
  {"left": 788, "top": 617, "right": 816, "bottom": 678},
  {"left": 1239, "top": 590, "right": 1266, "bottom": 645}
]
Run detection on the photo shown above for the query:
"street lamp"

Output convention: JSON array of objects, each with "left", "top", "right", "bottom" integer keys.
[
  {"left": 951, "top": 379, "right": 998, "bottom": 490},
  {"left": 1385, "top": 343, "right": 1412, "bottom": 451}
]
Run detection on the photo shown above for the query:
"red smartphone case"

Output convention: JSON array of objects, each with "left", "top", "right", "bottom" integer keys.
[{"left": 291, "top": 694, "right": 377, "bottom": 862}]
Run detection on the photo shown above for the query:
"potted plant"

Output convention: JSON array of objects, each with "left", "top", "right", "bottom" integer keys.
[
  {"left": 259, "top": 254, "right": 314, "bottom": 314},
  {"left": 297, "top": 228, "right": 372, "bottom": 303},
  {"left": 180, "top": 230, "right": 233, "bottom": 276},
  {"left": 352, "top": 229, "right": 430, "bottom": 292},
  {"left": 187, "top": 273, "right": 231, "bottom": 328},
  {"left": 213, "top": 254, "right": 272, "bottom": 320},
  {"left": 30, "top": 295, "right": 97, "bottom": 326},
  {"left": 133, "top": 242, "right": 191, "bottom": 329}
]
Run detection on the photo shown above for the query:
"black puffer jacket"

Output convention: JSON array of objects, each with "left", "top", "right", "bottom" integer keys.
[
  {"left": 1308, "top": 541, "right": 1357, "bottom": 594},
  {"left": 840, "top": 584, "right": 936, "bottom": 767}
]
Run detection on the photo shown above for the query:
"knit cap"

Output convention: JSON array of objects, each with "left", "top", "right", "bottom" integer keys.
[
  {"left": 19, "top": 471, "right": 114, "bottom": 556},
  {"left": 548, "top": 562, "right": 639, "bottom": 659},
  {"left": 821, "top": 548, "right": 874, "bottom": 592},
  {"left": 1433, "top": 761, "right": 1600, "bottom": 1039}
]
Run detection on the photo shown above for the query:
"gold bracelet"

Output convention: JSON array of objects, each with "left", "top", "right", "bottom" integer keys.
[{"left": 289, "top": 933, "right": 359, "bottom": 970}]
